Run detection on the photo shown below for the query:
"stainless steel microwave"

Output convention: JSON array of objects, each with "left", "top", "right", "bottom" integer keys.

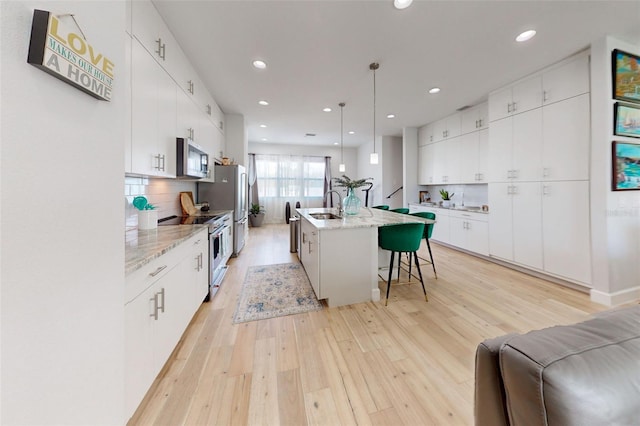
[{"left": 177, "top": 138, "right": 209, "bottom": 179}]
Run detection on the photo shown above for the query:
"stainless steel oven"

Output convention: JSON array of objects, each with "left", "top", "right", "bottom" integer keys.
[{"left": 158, "top": 212, "right": 231, "bottom": 301}]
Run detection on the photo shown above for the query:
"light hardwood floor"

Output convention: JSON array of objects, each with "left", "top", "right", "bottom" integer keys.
[{"left": 129, "top": 224, "right": 607, "bottom": 425}]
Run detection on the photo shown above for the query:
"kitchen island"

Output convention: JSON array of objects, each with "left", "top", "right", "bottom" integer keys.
[{"left": 296, "top": 207, "right": 434, "bottom": 307}]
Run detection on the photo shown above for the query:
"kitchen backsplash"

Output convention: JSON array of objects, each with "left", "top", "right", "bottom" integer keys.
[
  {"left": 423, "top": 184, "right": 488, "bottom": 208},
  {"left": 125, "top": 176, "right": 197, "bottom": 231}
]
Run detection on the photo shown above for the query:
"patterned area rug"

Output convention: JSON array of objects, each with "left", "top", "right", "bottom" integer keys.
[{"left": 233, "top": 263, "right": 323, "bottom": 323}]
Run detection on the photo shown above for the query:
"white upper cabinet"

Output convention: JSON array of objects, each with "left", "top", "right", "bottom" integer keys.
[
  {"left": 418, "top": 123, "right": 432, "bottom": 146},
  {"left": 459, "top": 129, "right": 488, "bottom": 183},
  {"left": 130, "top": 41, "right": 177, "bottom": 178},
  {"left": 131, "top": 0, "right": 178, "bottom": 69},
  {"left": 460, "top": 102, "right": 488, "bottom": 134},
  {"left": 489, "top": 75, "right": 543, "bottom": 122},
  {"left": 542, "top": 54, "right": 589, "bottom": 105},
  {"left": 542, "top": 93, "right": 590, "bottom": 181}
]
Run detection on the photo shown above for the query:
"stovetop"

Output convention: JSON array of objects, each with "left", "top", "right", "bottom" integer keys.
[{"left": 158, "top": 214, "right": 226, "bottom": 226}]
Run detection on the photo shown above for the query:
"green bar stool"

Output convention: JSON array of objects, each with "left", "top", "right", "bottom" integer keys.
[
  {"left": 378, "top": 222, "right": 427, "bottom": 306},
  {"left": 390, "top": 208, "right": 409, "bottom": 214},
  {"left": 373, "top": 205, "right": 389, "bottom": 210},
  {"left": 410, "top": 212, "right": 437, "bottom": 279}
]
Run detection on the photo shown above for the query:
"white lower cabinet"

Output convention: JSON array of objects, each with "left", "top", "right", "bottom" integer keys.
[
  {"left": 488, "top": 181, "right": 590, "bottom": 285},
  {"left": 299, "top": 217, "right": 320, "bottom": 296},
  {"left": 125, "top": 228, "right": 208, "bottom": 419},
  {"left": 542, "top": 181, "right": 591, "bottom": 284},
  {"left": 450, "top": 211, "right": 489, "bottom": 256}
]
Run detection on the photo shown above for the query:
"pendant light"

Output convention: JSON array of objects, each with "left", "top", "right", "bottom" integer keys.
[
  {"left": 339, "top": 102, "right": 346, "bottom": 172},
  {"left": 369, "top": 62, "right": 380, "bottom": 165}
]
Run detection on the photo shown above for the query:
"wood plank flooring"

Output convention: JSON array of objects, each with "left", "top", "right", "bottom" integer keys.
[{"left": 129, "top": 224, "right": 607, "bottom": 425}]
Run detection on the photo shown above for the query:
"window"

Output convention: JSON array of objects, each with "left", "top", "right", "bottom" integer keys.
[{"left": 256, "top": 154, "right": 326, "bottom": 198}]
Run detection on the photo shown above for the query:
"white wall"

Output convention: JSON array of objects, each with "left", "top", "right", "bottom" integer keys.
[
  {"left": 1, "top": 2, "right": 125, "bottom": 424},
  {"left": 382, "top": 136, "right": 403, "bottom": 209},
  {"left": 403, "top": 127, "right": 421, "bottom": 205},
  {"left": 590, "top": 36, "right": 640, "bottom": 305},
  {"left": 357, "top": 136, "right": 384, "bottom": 207}
]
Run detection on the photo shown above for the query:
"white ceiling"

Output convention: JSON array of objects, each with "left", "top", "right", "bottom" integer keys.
[{"left": 153, "top": 0, "right": 640, "bottom": 148}]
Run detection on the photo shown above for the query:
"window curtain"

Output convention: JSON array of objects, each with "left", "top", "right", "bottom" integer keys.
[
  {"left": 323, "top": 156, "right": 332, "bottom": 207},
  {"left": 247, "top": 153, "right": 259, "bottom": 208},
  {"left": 255, "top": 154, "right": 326, "bottom": 224}
]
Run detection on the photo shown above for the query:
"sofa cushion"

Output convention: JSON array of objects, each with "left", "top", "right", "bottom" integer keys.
[{"left": 499, "top": 305, "right": 640, "bottom": 426}]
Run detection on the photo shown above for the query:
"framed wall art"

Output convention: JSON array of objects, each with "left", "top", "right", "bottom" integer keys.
[
  {"left": 612, "top": 141, "right": 640, "bottom": 191},
  {"left": 612, "top": 49, "right": 640, "bottom": 103},
  {"left": 419, "top": 190, "right": 430, "bottom": 203},
  {"left": 614, "top": 102, "right": 640, "bottom": 138}
]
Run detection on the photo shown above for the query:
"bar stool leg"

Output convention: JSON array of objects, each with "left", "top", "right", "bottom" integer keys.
[
  {"left": 413, "top": 251, "right": 428, "bottom": 302},
  {"left": 426, "top": 238, "right": 437, "bottom": 279},
  {"left": 397, "top": 252, "right": 402, "bottom": 281},
  {"left": 385, "top": 251, "right": 395, "bottom": 306}
]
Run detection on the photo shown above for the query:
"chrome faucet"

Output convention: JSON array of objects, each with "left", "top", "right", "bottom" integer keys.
[{"left": 324, "top": 190, "right": 344, "bottom": 217}]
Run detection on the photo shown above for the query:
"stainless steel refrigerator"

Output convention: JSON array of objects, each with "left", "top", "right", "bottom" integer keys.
[{"left": 197, "top": 164, "right": 247, "bottom": 256}]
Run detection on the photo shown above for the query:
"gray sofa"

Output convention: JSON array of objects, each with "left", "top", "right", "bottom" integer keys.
[{"left": 474, "top": 305, "right": 640, "bottom": 426}]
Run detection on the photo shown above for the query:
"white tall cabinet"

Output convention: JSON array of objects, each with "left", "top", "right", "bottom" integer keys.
[{"left": 487, "top": 52, "right": 591, "bottom": 286}]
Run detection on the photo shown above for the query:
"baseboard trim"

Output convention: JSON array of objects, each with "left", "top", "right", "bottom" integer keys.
[
  {"left": 590, "top": 287, "right": 640, "bottom": 306},
  {"left": 431, "top": 241, "right": 591, "bottom": 294}
]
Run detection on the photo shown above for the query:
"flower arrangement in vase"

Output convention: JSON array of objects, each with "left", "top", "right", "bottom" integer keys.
[{"left": 333, "top": 175, "right": 373, "bottom": 215}]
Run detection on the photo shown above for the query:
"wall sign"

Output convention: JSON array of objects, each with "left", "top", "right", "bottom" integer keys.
[{"left": 27, "top": 9, "right": 114, "bottom": 101}]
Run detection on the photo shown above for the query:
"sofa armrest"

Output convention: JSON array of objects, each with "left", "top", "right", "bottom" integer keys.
[{"left": 474, "top": 334, "right": 517, "bottom": 426}]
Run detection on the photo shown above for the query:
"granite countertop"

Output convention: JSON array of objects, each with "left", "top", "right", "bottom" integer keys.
[
  {"left": 125, "top": 225, "right": 207, "bottom": 275},
  {"left": 296, "top": 207, "right": 435, "bottom": 230}
]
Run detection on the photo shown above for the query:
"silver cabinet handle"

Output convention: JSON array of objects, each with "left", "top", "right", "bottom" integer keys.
[
  {"left": 512, "top": 102, "right": 517, "bottom": 112},
  {"left": 150, "top": 293, "right": 159, "bottom": 320},
  {"left": 155, "top": 38, "right": 166, "bottom": 60},
  {"left": 543, "top": 90, "right": 548, "bottom": 102},
  {"left": 149, "top": 265, "right": 167, "bottom": 277},
  {"left": 507, "top": 103, "right": 512, "bottom": 113},
  {"left": 158, "top": 288, "right": 165, "bottom": 314},
  {"left": 543, "top": 167, "right": 550, "bottom": 178},
  {"left": 188, "top": 80, "right": 194, "bottom": 95},
  {"left": 206, "top": 104, "right": 212, "bottom": 116},
  {"left": 543, "top": 185, "right": 550, "bottom": 195}
]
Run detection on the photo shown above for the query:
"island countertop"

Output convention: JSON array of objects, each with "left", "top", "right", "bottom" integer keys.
[{"left": 296, "top": 207, "right": 434, "bottom": 230}]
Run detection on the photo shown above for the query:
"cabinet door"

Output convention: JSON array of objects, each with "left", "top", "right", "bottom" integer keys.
[
  {"left": 511, "top": 182, "right": 543, "bottom": 269},
  {"left": 542, "top": 93, "right": 590, "bottom": 181},
  {"left": 512, "top": 108, "right": 542, "bottom": 182},
  {"left": 176, "top": 88, "right": 199, "bottom": 141},
  {"left": 431, "top": 142, "right": 446, "bottom": 184},
  {"left": 444, "top": 137, "right": 460, "bottom": 184},
  {"left": 489, "top": 86, "right": 513, "bottom": 122},
  {"left": 466, "top": 219, "right": 489, "bottom": 256},
  {"left": 543, "top": 55, "right": 589, "bottom": 105},
  {"left": 430, "top": 210, "right": 450, "bottom": 244},
  {"left": 131, "top": 0, "right": 165, "bottom": 62},
  {"left": 131, "top": 41, "right": 160, "bottom": 176},
  {"left": 418, "top": 123, "right": 431, "bottom": 146},
  {"left": 476, "top": 129, "right": 489, "bottom": 182},
  {"left": 512, "top": 75, "right": 542, "bottom": 115},
  {"left": 445, "top": 113, "right": 461, "bottom": 139},
  {"left": 449, "top": 217, "right": 466, "bottom": 249},
  {"left": 460, "top": 106, "right": 478, "bottom": 135},
  {"left": 488, "top": 117, "right": 512, "bottom": 182},
  {"left": 458, "top": 132, "right": 478, "bottom": 183},
  {"left": 125, "top": 285, "right": 155, "bottom": 417},
  {"left": 189, "top": 233, "right": 209, "bottom": 305},
  {"left": 432, "top": 118, "right": 445, "bottom": 143},
  {"left": 157, "top": 68, "right": 177, "bottom": 178},
  {"left": 418, "top": 145, "right": 429, "bottom": 185},
  {"left": 542, "top": 181, "right": 591, "bottom": 284},
  {"left": 488, "top": 183, "right": 513, "bottom": 260}
]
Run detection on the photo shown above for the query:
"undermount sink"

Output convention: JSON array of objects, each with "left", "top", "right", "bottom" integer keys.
[{"left": 309, "top": 212, "right": 341, "bottom": 220}]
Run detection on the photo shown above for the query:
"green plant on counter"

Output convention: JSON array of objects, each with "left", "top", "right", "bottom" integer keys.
[
  {"left": 439, "top": 189, "right": 454, "bottom": 200},
  {"left": 250, "top": 203, "right": 265, "bottom": 215},
  {"left": 333, "top": 175, "right": 373, "bottom": 190}
]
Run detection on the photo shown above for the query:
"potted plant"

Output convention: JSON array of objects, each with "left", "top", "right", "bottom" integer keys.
[
  {"left": 439, "top": 189, "right": 454, "bottom": 208},
  {"left": 333, "top": 175, "right": 373, "bottom": 215},
  {"left": 249, "top": 203, "right": 265, "bottom": 227}
]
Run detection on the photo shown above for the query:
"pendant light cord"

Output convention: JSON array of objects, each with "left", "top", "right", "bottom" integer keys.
[
  {"left": 339, "top": 102, "right": 345, "bottom": 163},
  {"left": 370, "top": 62, "right": 379, "bottom": 154}
]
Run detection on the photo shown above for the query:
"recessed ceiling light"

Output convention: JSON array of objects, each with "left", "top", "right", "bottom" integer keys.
[
  {"left": 333, "top": 142, "right": 339, "bottom": 145},
  {"left": 386, "top": 114, "right": 395, "bottom": 119},
  {"left": 252, "top": 60, "right": 267, "bottom": 69},
  {"left": 258, "top": 100, "right": 269, "bottom": 106},
  {"left": 393, "top": 0, "right": 413, "bottom": 10},
  {"left": 348, "top": 131, "right": 355, "bottom": 135},
  {"left": 428, "top": 87, "right": 441, "bottom": 94},
  {"left": 259, "top": 124, "right": 267, "bottom": 128},
  {"left": 516, "top": 30, "right": 536, "bottom": 42},
  {"left": 323, "top": 107, "right": 332, "bottom": 112},
  {"left": 261, "top": 137, "right": 268, "bottom": 141}
]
